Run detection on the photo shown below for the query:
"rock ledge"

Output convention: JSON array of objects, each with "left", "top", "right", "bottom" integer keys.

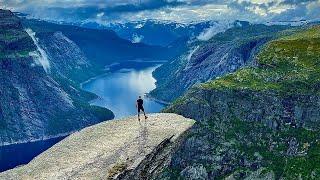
[{"left": 0, "top": 113, "right": 195, "bottom": 179}]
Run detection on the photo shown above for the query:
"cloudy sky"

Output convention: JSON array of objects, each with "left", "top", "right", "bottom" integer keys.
[{"left": 0, "top": 0, "right": 319, "bottom": 24}]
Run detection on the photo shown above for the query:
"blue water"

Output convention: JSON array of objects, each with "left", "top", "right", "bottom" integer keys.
[
  {"left": 0, "top": 61, "right": 165, "bottom": 173},
  {"left": 0, "top": 136, "right": 66, "bottom": 172},
  {"left": 82, "top": 62, "right": 165, "bottom": 118}
]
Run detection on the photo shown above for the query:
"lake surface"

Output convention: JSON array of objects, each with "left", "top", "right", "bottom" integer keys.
[
  {"left": 0, "top": 61, "right": 165, "bottom": 173},
  {"left": 82, "top": 61, "right": 165, "bottom": 118},
  {"left": 0, "top": 136, "right": 66, "bottom": 172}
]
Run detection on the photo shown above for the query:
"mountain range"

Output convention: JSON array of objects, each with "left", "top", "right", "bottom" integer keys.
[
  {"left": 22, "top": 19, "right": 182, "bottom": 66},
  {"left": 1, "top": 7, "right": 320, "bottom": 179},
  {"left": 0, "top": 9, "right": 196, "bottom": 145}
]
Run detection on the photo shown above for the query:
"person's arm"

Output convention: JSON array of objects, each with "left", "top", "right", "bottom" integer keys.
[{"left": 135, "top": 101, "right": 138, "bottom": 109}]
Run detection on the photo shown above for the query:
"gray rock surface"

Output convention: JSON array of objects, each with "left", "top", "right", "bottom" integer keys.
[
  {"left": 0, "top": 113, "right": 195, "bottom": 180},
  {"left": 180, "top": 164, "right": 209, "bottom": 180}
]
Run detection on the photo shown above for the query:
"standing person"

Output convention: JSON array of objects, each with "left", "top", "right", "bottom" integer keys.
[{"left": 136, "top": 96, "right": 148, "bottom": 121}]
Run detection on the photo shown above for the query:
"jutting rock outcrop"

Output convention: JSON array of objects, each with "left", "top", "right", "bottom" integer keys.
[{"left": 0, "top": 113, "right": 195, "bottom": 180}]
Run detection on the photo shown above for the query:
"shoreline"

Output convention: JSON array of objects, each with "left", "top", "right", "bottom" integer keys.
[
  {"left": 80, "top": 71, "right": 110, "bottom": 89},
  {"left": 82, "top": 61, "right": 169, "bottom": 108},
  {"left": 0, "top": 71, "right": 111, "bottom": 147},
  {"left": 145, "top": 93, "right": 171, "bottom": 106},
  {"left": 80, "top": 60, "right": 166, "bottom": 89},
  {"left": 1, "top": 61, "right": 168, "bottom": 147},
  {"left": 0, "top": 61, "right": 168, "bottom": 173},
  {"left": 0, "top": 131, "right": 73, "bottom": 147}
]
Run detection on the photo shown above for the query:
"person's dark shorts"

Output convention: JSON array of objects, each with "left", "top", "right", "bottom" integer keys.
[{"left": 138, "top": 106, "right": 144, "bottom": 113}]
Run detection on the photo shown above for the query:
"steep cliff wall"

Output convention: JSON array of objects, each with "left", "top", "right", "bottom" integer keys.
[
  {"left": 162, "top": 26, "right": 320, "bottom": 179},
  {"left": 0, "top": 10, "right": 114, "bottom": 145},
  {"left": 35, "top": 30, "right": 98, "bottom": 83}
]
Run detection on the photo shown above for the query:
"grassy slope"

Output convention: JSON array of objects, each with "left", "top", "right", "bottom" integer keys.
[
  {"left": 152, "top": 24, "right": 290, "bottom": 102},
  {"left": 225, "top": 118, "right": 320, "bottom": 179},
  {"left": 166, "top": 26, "right": 320, "bottom": 179},
  {"left": 0, "top": 29, "right": 35, "bottom": 59},
  {"left": 203, "top": 26, "right": 320, "bottom": 179},
  {"left": 203, "top": 26, "right": 320, "bottom": 95}
]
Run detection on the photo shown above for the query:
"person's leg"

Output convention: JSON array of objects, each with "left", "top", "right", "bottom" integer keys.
[
  {"left": 142, "top": 107, "right": 147, "bottom": 119},
  {"left": 138, "top": 109, "right": 141, "bottom": 121}
]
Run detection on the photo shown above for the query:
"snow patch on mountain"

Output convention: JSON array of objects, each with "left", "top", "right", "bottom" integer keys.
[
  {"left": 134, "top": 23, "right": 144, "bottom": 29},
  {"left": 131, "top": 34, "right": 144, "bottom": 43}
]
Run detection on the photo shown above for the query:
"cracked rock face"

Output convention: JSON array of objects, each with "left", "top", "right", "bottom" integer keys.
[{"left": 0, "top": 113, "right": 195, "bottom": 180}]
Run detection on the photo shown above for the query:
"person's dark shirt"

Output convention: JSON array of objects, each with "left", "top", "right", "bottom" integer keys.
[{"left": 137, "top": 98, "right": 143, "bottom": 108}]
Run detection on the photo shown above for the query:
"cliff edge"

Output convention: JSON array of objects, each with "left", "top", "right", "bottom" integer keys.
[{"left": 0, "top": 113, "right": 195, "bottom": 179}]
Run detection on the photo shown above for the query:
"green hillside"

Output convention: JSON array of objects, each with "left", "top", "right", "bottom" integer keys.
[
  {"left": 165, "top": 25, "right": 320, "bottom": 179},
  {"left": 0, "top": 10, "right": 35, "bottom": 58},
  {"left": 203, "top": 26, "right": 320, "bottom": 95}
]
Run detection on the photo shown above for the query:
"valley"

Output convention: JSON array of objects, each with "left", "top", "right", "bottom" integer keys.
[
  {"left": 0, "top": 9, "right": 170, "bottom": 172},
  {"left": 0, "top": 2, "right": 320, "bottom": 179}
]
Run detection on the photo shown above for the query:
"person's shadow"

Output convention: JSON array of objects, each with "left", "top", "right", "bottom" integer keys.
[{"left": 138, "top": 120, "right": 148, "bottom": 156}]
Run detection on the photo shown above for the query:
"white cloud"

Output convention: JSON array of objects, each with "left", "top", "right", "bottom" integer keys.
[
  {"left": 197, "top": 22, "right": 232, "bottom": 41},
  {"left": 269, "top": 4, "right": 295, "bottom": 14},
  {"left": 246, "top": 5, "right": 267, "bottom": 16},
  {"left": 306, "top": 0, "right": 320, "bottom": 20},
  {"left": 117, "top": 4, "right": 234, "bottom": 23}
]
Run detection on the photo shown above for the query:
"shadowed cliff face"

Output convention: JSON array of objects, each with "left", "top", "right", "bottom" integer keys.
[
  {"left": 163, "top": 26, "right": 320, "bottom": 179},
  {"left": 150, "top": 24, "right": 290, "bottom": 102},
  {"left": 0, "top": 9, "right": 114, "bottom": 145},
  {"left": 34, "top": 30, "right": 100, "bottom": 83},
  {"left": 0, "top": 113, "right": 195, "bottom": 179}
]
